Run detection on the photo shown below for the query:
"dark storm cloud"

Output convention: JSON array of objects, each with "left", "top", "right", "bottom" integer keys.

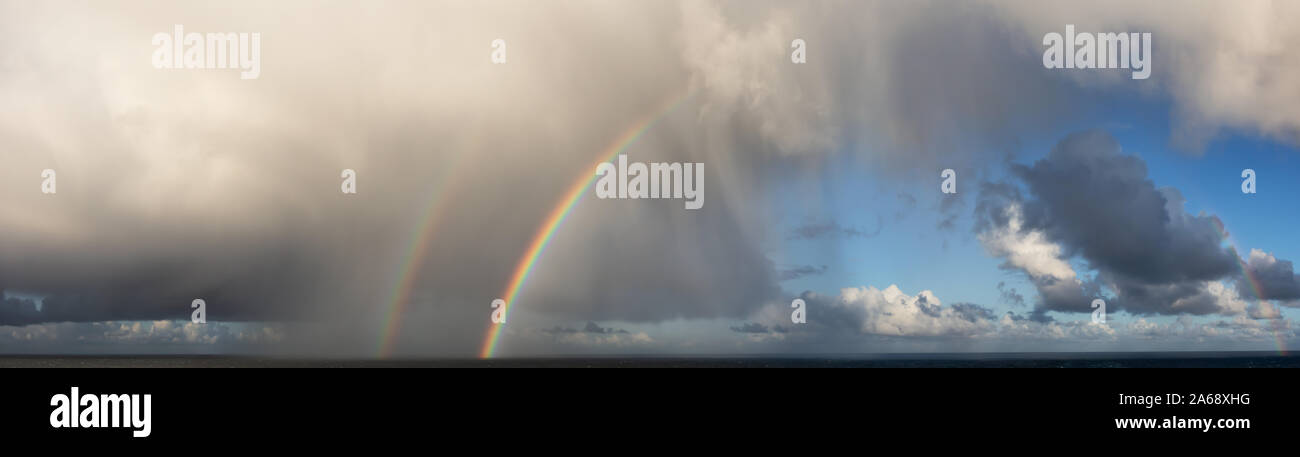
[
  {"left": 1012, "top": 131, "right": 1238, "bottom": 285},
  {"left": 978, "top": 130, "right": 1268, "bottom": 317},
  {"left": 1030, "top": 275, "right": 1101, "bottom": 314},
  {"left": 0, "top": 293, "right": 40, "bottom": 326},
  {"left": 0, "top": 224, "right": 355, "bottom": 326},
  {"left": 1237, "top": 250, "right": 1300, "bottom": 301},
  {"left": 1103, "top": 274, "right": 1223, "bottom": 315}
]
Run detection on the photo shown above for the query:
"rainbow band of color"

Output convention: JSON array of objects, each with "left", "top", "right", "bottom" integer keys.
[
  {"left": 1212, "top": 218, "right": 1287, "bottom": 356},
  {"left": 377, "top": 130, "right": 478, "bottom": 358},
  {"left": 479, "top": 92, "right": 691, "bottom": 359}
]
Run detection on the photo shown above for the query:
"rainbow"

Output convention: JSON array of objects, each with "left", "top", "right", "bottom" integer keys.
[
  {"left": 478, "top": 92, "right": 691, "bottom": 359},
  {"left": 1213, "top": 218, "right": 1268, "bottom": 301},
  {"left": 1212, "top": 218, "right": 1288, "bottom": 355},
  {"left": 376, "top": 133, "right": 478, "bottom": 358}
]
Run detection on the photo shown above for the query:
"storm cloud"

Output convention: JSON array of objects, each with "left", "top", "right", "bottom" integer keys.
[
  {"left": 1238, "top": 249, "right": 1300, "bottom": 302},
  {"left": 976, "top": 130, "right": 1284, "bottom": 317}
]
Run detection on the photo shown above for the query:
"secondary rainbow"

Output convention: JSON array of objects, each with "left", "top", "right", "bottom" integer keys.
[
  {"left": 479, "top": 92, "right": 691, "bottom": 359},
  {"left": 377, "top": 134, "right": 478, "bottom": 358}
]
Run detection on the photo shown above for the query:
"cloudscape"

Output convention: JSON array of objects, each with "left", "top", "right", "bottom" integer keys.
[{"left": 2, "top": 0, "right": 1299, "bottom": 359}]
